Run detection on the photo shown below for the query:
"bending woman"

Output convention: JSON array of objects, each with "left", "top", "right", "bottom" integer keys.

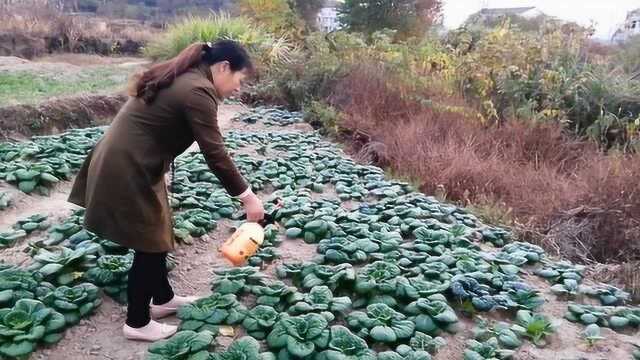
[{"left": 68, "top": 40, "right": 264, "bottom": 342}]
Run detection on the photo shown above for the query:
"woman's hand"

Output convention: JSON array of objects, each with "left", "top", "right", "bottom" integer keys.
[{"left": 241, "top": 192, "right": 264, "bottom": 222}]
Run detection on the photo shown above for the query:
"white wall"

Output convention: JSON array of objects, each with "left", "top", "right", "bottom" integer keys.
[
  {"left": 317, "top": 6, "right": 339, "bottom": 32},
  {"left": 612, "top": 11, "right": 640, "bottom": 42}
]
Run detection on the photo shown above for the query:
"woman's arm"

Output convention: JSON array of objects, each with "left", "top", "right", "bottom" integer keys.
[{"left": 183, "top": 86, "right": 250, "bottom": 197}]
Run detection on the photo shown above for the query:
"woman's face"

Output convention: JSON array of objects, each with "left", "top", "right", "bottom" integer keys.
[{"left": 211, "top": 61, "right": 248, "bottom": 98}]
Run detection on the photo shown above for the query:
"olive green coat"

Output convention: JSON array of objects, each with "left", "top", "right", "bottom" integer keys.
[{"left": 68, "top": 63, "right": 249, "bottom": 253}]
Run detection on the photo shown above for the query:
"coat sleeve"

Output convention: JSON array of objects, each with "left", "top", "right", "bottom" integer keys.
[{"left": 183, "top": 86, "right": 249, "bottom": 197}]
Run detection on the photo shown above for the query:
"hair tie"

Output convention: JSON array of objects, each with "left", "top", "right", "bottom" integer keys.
[{"left": 205, "top": 41, "right": 212, "bottom": 49}]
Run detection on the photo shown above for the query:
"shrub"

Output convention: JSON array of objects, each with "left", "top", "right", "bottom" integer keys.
[{"left": 143, "top": 12, "right": 299, "bottom": 74}]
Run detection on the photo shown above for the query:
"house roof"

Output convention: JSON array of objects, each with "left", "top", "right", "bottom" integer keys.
[
  {"left": 479, "top": 7, "right": 537, "bottom": 16},
  {"left": 627, "top": 8, "right": 640, "bottom": 18}
]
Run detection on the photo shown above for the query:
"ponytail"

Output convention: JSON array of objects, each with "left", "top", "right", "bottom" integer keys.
[{"left": 128, "top": 40, "right": 253, "bottom": 104}]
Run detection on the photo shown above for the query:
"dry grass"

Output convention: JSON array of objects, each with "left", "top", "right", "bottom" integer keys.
[
  {"left": 332, "top": 64, "right": 640, "bottom": 268},
  {"left": 0, "top": 3, "right": 156, "bottom": 43}
]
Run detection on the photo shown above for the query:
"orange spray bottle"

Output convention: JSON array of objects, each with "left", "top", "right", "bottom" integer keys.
[{"left": 219, "top": 200, "right": 281, "bottom": 266}]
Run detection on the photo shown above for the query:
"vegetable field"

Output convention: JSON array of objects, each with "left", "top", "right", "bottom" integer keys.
[{"left": 0, "top": 104, "right": 638, "bottom": 360}]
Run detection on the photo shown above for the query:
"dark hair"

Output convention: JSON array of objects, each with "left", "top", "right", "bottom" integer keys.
[{"left": 128, "top": 40, "right": 253, "bottom": 103}]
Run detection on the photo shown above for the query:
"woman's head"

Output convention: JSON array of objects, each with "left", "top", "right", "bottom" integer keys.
[
  {"left": 128, "top": 40, "right": 253, "bottom": 103},
  {"left": 203, "top": 40, "right": 252, "bottom": 98}
]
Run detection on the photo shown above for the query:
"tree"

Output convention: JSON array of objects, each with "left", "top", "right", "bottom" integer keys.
[
  {"left": 288, "top": 0, "right": 324, "bottom": 31},
  {"left": 237, "top": 0, "right": 304, "bottom": 39},
  {"left": 339, "top": 0, "right": 442, "bottom": 39}
]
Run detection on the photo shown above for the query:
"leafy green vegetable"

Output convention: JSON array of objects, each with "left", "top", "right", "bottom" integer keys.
[
  {"left": 43, "top": 219, "right": 83, "bottom": 246},
  {"left": 266, "top": 313, "right": 330, "bottom": 358},
  {"left": 450, "top": 275, "right": 498, "bottom": 312},
  {"left": 463, "top": 338, "right": 515, "bottom": 360},
  {"left": 317, "top": 236, "right": 380, "bottom": 264},
  {"left": 209, "top": 336, "right": 265, "bottom": 360},
  {"left": 534, "top": 260, "right": 584, "bottom": 285},
  {"left": 247, "top": 246, "right": 280, "bottom": 267},
  {"left": 0, "top": 128, "right": 102, "bottom": 195},
  {"left": 504, "top": 287, "right": 545, "bottom": 311},
  {"left": 369, "top": 231, "right": 402, "bottom": 253},
  {"left": 549, "top": 278, "right": 580, "bottom": 298},
  {"left": 41, "top": 283, "right": 101, "bottom": 325},
  {"left": 354, "top": 261, "right": 402, "bottom": 307},
  {"left": 473, "top": 320, "right": 522, "bottom": 350},
  {"left": 513, "top": 310, "right": 555, "bottom": 347},
  {"left": 289, "top": 286, "right": 352, "bottom": 316},
  {"left": 632, "top": 344, "right": 640, "bottom": 360},
  {"left": 396, "top": 276, "right": 451, "bottom": 301},
  {"left": 263, "top": 224, "right": 282, "bottom": 247},
  {"left": 404, "top": 294, "right": 459, "bottom": 336},
  {"left": 177, "top": 293, "right": 247, "bottom": 333},
  {"left": 315, "top": 326, "right": 376, "bottom": 360},
  {"left": 251, "top": 281, "right": 301, "bottom": 311},
  {"left": 0, "top": 191, "right": 12, "bottom": 210},
  {"left": 497, "top": 242, "right": 544, "bottom": 264},
  {"left": 0, "top": 299, "right": 66, "bottom": 358},
  {"left": 28, "top": 246, "right": 96, "bottom": 286},
  {"left": 147, "top": 330, "right": 215, "bottom": 360},
  {"left": 242, "top": 305, "right": 280, "bottom": 340},
  {"left": 582, "top": 324, "right": 604, "bottom": 347},
  {"left": 610, "top": 307, "right": 640, "bottom": 328},
  {"left": 565, "top": 303, "right": 607, "bottom": 325},
  {"left": 395, "top": 331, "right": 447, "bottom": 358},
  {"left": 0, "top": 266, "right": 51, "bottom": 308},
  {"left": 346, "top": 303, "right": 415, "bottom": 344},
  {"left": 0, "top": 230, "right": 28, "bottom": 248},
  {"left": 301, "top": 219, "right": 333, "bottom": 244},
  {"left": 581, "top": 284, "right": 630, "bottom": 306},
  {"left": 563, "top": 303, "right": 640, "bottom": 330},
  {"left": 210, "top": 267, "right": 266, "bottom": 295},
  {"left": 479, "top": 227, "right": 511, "bottom": 247},
  {"left": 84, "top": 254, "right": 132, "bottom": 304},
  {"left": 278, "top": 262, "right": 356, "bottom": 292},
  {"left": 173, "top": 209, "right": 218, "bottom": 244},
  {"left": 275, "top": 262, "right": 305, "bottom": 281},
  {"left": 13, "top": 214, "right": 49, "bottom": 234}
]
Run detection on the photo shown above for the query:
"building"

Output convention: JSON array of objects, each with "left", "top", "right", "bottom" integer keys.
[
  {"left": 317, "top": 0, "right": 340, "bottom": 32},
  {"left": 612, "top": 9, "right": 640, "bottom": 43}
]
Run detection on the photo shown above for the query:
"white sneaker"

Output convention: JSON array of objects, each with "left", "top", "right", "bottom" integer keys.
[
  {"left": 123, "top": 320, "right": 177, "bottom": 342},
  {"left": 150, "top": 295, "right": 199, "bottom": 319}
]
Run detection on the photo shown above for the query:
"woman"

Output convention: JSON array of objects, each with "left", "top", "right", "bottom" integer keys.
[{"left": 68, "top": 40, "right": 264, "bottom": 342}]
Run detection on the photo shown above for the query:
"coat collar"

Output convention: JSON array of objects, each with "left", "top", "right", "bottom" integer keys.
[{"left": 195, "top": 62, "right": 223, "bottom": 103}]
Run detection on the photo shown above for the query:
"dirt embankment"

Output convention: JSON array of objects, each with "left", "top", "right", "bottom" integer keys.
[
  {"left": 0, "top": 32, "right": 144, "bottom": 59},
  {"left": 0, "top": 94, "right": 127, "bottom": 140}
]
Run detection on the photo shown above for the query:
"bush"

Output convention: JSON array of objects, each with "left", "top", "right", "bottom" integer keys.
[
  {"left": 246, "top": 31, "right": 350, "bottom": 108},
  {"left": 454, "top": 23, "right": 640, "bottom": 149},
  {"left": 614, "top": 35, "right": 640, "bottom": 75},
  {"left": 303, "top": 101, "right": 341, "bottom": 136},
  {"left": 143, "top": 12, "right": 299, "bottom": 73}
]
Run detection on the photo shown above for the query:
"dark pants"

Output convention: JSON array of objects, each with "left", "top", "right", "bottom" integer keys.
[{"left": 125, "top": 251, "right": 175, "bottom": 328}]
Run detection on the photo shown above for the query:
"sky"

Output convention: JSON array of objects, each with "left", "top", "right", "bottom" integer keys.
[{"left": 442, "top": 0, "right": 639, "bottom": 39}]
